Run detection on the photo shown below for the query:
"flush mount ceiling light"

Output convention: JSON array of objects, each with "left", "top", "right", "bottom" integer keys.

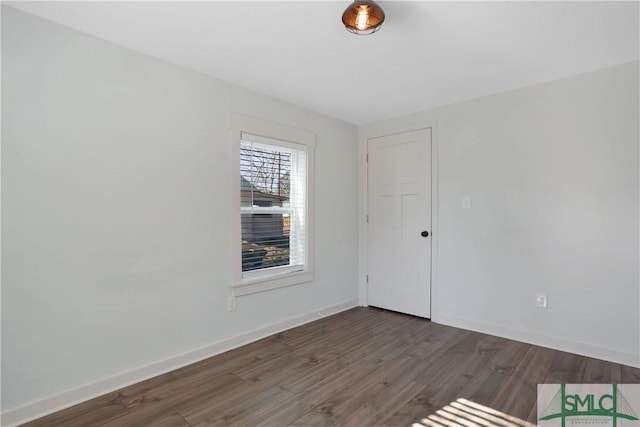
[{"left": 342, "top": 0, "right": 385, "bottom": 35}]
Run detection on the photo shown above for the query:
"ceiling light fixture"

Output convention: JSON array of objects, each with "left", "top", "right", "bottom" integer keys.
[{"left": 342, "top": 0, "right": 385, "bottom": 35}]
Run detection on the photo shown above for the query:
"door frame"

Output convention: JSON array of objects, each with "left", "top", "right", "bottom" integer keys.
[{"left": 358, "top": 121, "right": 439, "bottom": 321}]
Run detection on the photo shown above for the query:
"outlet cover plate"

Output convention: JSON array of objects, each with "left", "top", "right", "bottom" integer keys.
[
  {"left": 227, "top": 296, "right": 237, "bottom": 311},
  {"left": 536, "top": 293, "right": 547, "bottom": 308}
]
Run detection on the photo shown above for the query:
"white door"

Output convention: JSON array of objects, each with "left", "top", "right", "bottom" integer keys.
[{"left": 367, "top": 128, "right": 432, "bottom": 318}]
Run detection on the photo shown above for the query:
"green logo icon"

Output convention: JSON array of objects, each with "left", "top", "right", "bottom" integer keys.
[{"left": 539, "top": 384, "right": 638, "bottom": 427}]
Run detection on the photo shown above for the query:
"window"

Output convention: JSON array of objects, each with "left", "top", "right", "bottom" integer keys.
[
  {"left": 240, "top": 136, "right": 306, "bottom": 273},
  {"left": 229, "top": 114, "right": 315, "bottom": 296}
]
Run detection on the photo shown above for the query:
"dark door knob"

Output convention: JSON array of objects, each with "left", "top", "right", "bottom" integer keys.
[{"left": 421, "top": 231, "right": 429, "bottom": 237}]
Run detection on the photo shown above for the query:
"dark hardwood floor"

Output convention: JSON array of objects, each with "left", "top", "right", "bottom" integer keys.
[{"left": 22, "top": 307, "right": 640, "bottom": 426}]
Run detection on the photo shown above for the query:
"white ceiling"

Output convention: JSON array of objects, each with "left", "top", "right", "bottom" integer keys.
[{"left": 7, "top": 1, "right": 640, "bottom": 125}]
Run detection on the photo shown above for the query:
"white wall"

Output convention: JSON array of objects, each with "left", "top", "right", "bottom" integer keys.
[
  {"left": 361, "top": 61, "right": 640, "bottom": 367},
  {"left": 1, "top": 6, "right": 359, "bottom": 419}
]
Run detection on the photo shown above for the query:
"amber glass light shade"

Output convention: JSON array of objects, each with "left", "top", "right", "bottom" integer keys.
[{"left": 342, "top": 0, "right": 385, "bottom": 35}]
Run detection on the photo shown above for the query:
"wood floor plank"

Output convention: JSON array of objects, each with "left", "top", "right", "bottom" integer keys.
[
  {"left": 177, "top": 374, "right": 276, "bottom": 424},
  {"left": 362, "top": 335, "right": 413, "bottom": 362},
  {"left": 404, "top": 324, "right": 467, "bottom": 360},
  {"left": 114, "top": 372, "right": 176, "bottom": 411},
  {"left": 409, "top": 331, "right": 488, "bottom": 385},
  {"left": 522, "top": 349, "right": 590, "bottom": 423},
  {"left": 330, "top": 330, "right": 395, "bottom": 366},
  {"left": 244, "top": 360, "right": 381, "bottom": 427},
  {"left": 279, "top": 357, "right": 350, "bottom": 394},
  {"left": 102, "top": 374, "right": 243, "bottom": 426},
  {"left": 382, "top": 387, "right": 440, "bottom": 427},
  {"left": 490, "top": 345, "right": 556, "bottom": 422},
  {"left": 456, "top": 338, "right": 529, "bottom": 405},
  {"left": 21, "top": 393, "right": 127, "bottom": 427},
  {"left": 410, "top": 335, "right": 504, "bottom": 405},
  {"left": 334, "top": 377, "right": 425, "bottom": 427},
  {"left": 191, "top": 386, "right": 295, "bottom": 427},
  {"left": 281, "top": 309, "right": 374, "bottom": 349},
  {"left": 288, "top": 355, "right": 430, "bottom": 426},
  {"left": 145, "top": 413, "right": 191, "bottom": 427},
  {"left": 543, "top": 349, "right": 588, "bottom": 383},
  {"left": 20, "top": 307, "right": 640, "bottom": 427},
  {"left": 178, "top": 347, "right": 348, "bottom": 425},
  {"left": 118, "top": 366, "right": 242, "bottom": 413},
  {"left": 583, "top": 356, "right": 621, "bottom": 383},
  {"left": 621, "top": 363, "right": 640, "bottom": 382}
]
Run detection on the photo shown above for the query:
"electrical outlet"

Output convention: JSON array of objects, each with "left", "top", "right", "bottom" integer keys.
[
  {"left": 227, "top": 296, "right": 237, "bottom": 312},
  {"left": 536, "top": 293, "right": 548, "bottom": 308}
]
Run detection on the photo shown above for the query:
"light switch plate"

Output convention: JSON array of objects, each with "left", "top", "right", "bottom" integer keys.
[{"left": 462, "top": 195, "right": 471, "bottom": 209}]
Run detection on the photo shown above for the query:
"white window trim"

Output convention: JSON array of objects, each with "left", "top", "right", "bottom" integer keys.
[{"left": 229, "top": 113, "right": 315, "bottom": 296}]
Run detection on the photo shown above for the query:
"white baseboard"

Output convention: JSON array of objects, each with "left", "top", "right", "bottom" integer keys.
[
  {"left": 1, "top": 299, "right": 358, "bottom": 427},
  {"left": 436, "top": 313, "right": 640, "bottom": 369}
]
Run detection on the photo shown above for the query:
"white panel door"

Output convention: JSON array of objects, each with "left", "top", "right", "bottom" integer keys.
[{"left": 367, "top": 129, "right": 432, "bottom": 318}]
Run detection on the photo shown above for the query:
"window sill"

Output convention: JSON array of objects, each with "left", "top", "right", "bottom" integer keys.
[{"left": 233, "top": 270, "right": 314, "bottom": 296}]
